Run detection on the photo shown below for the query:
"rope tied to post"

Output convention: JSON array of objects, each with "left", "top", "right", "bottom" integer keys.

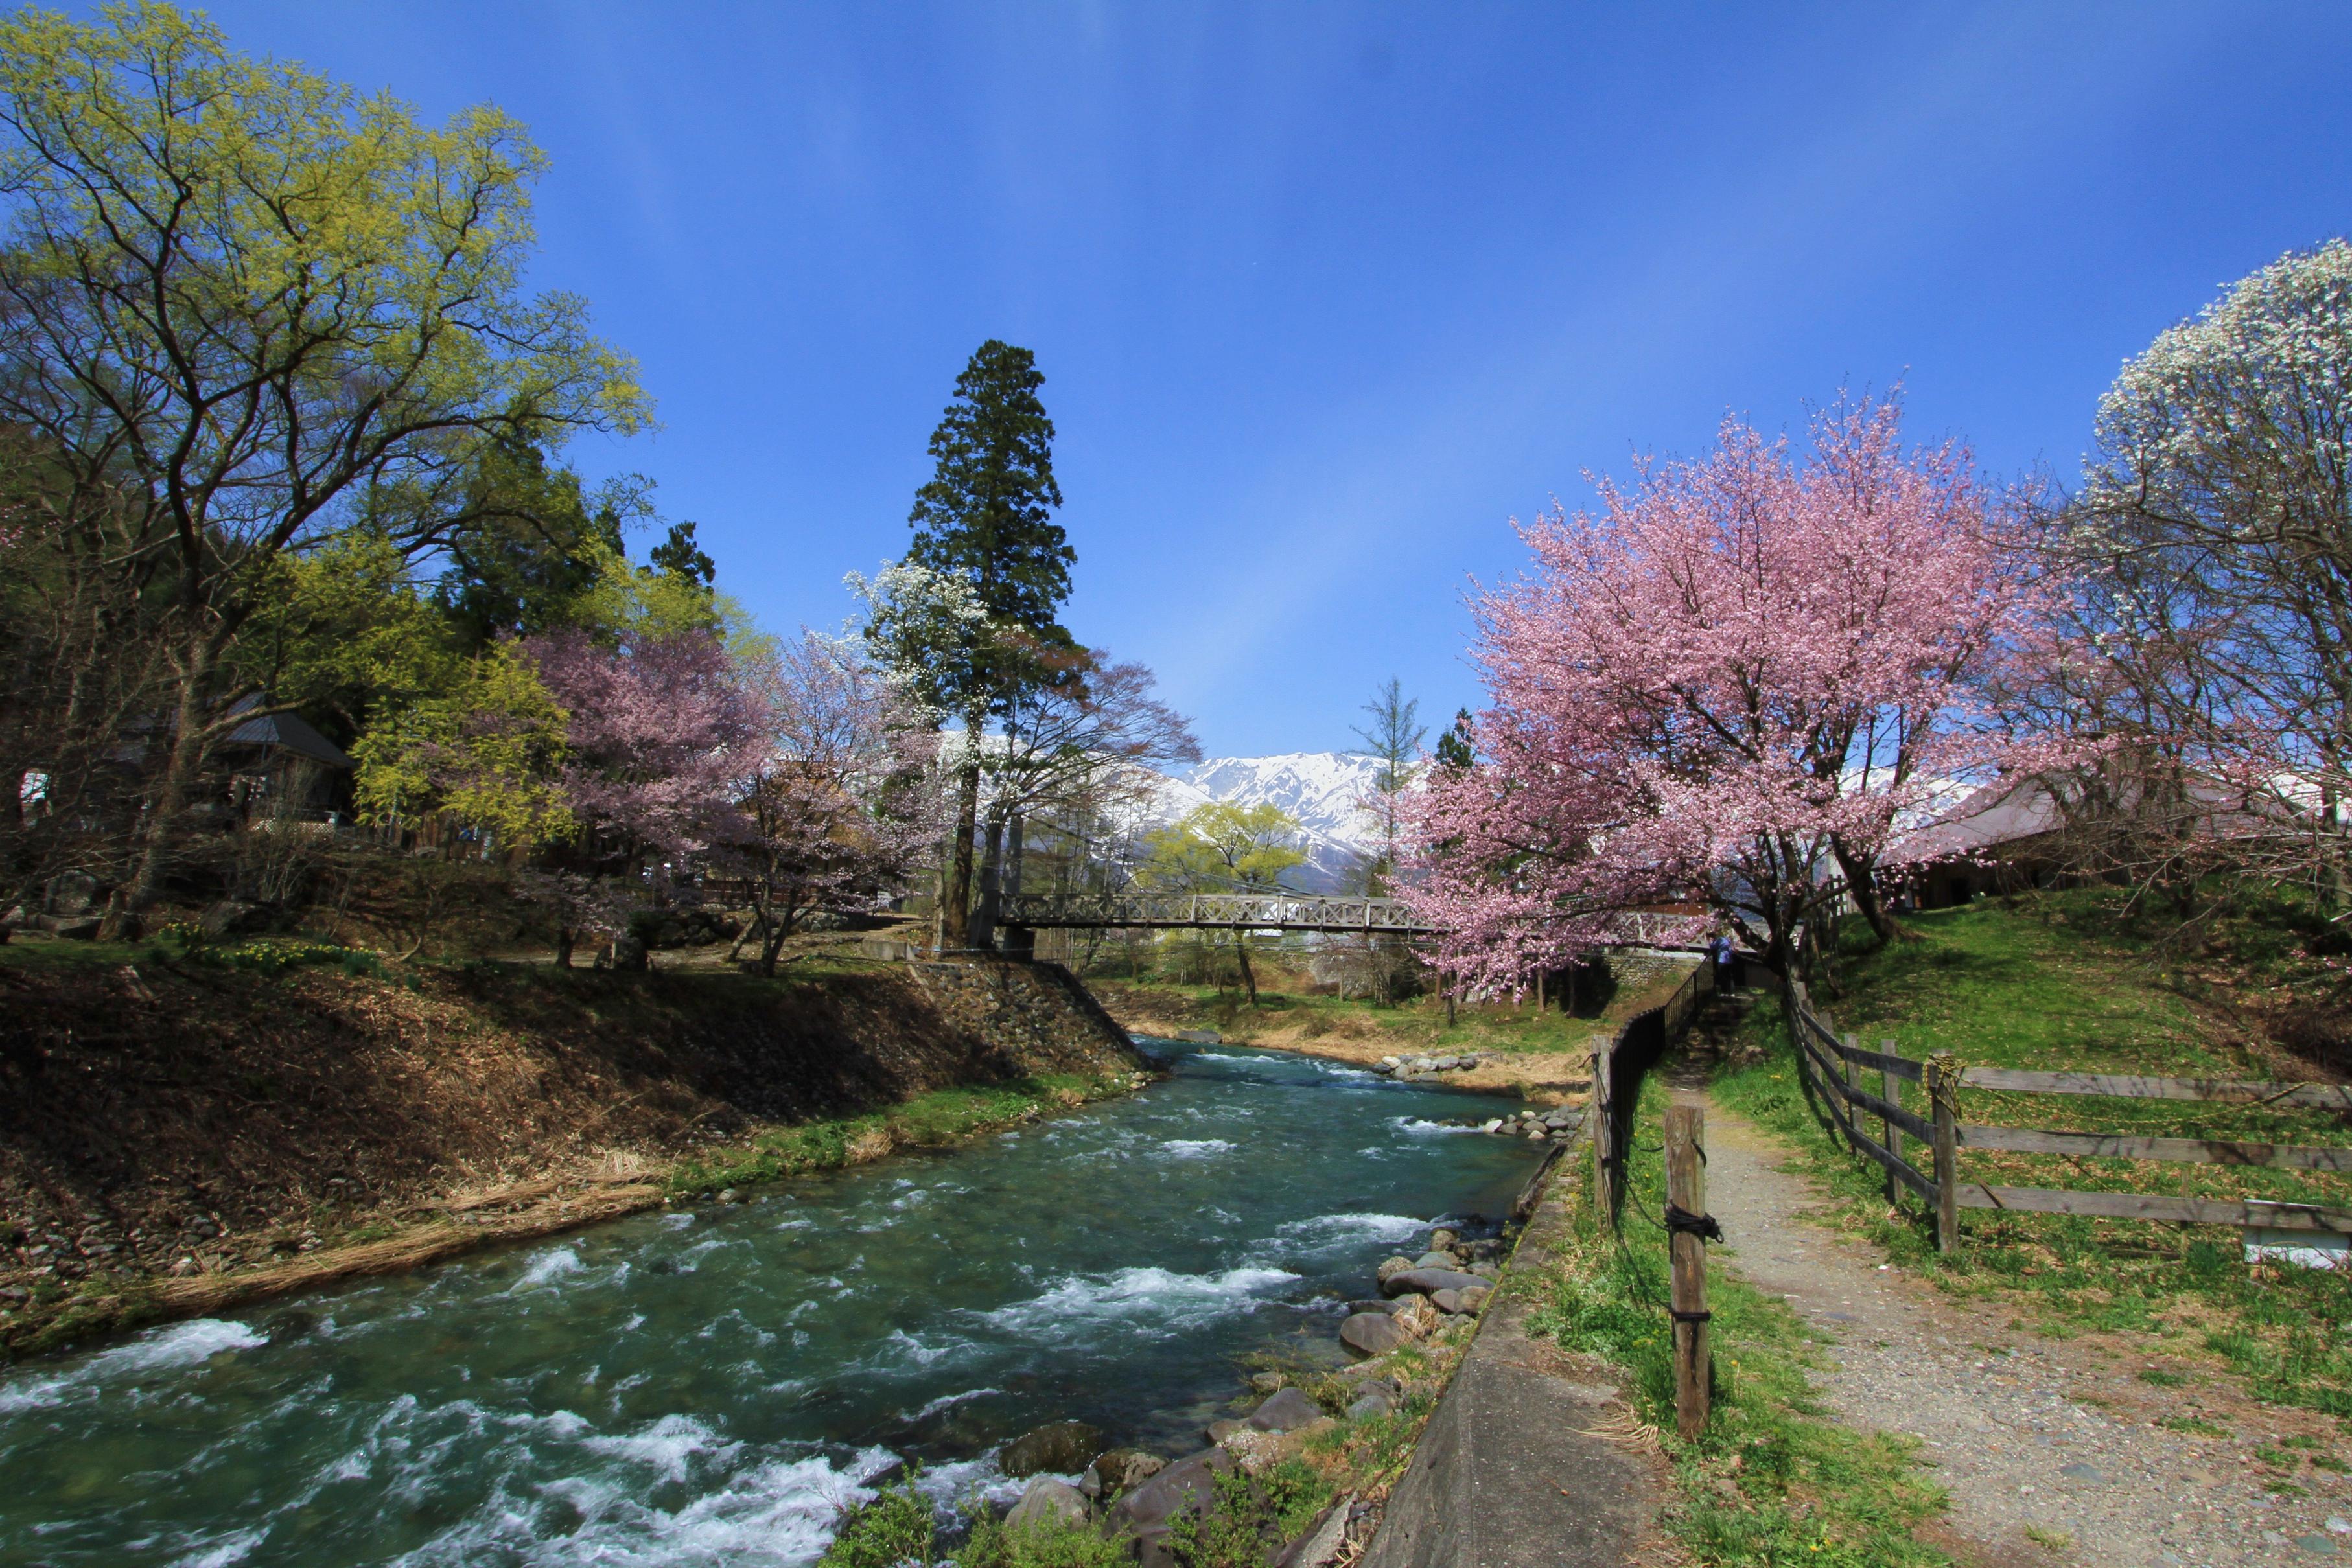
[{"left": 1662, "top": 1202, "right": 1723, "bottom": 1243}]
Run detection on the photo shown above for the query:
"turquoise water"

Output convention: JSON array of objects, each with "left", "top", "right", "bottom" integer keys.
[{"left": 0, "top": 1040, "right": 1537, "bottom": 1567}]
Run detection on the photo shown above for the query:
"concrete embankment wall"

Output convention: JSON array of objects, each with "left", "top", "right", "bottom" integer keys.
[
  {"left": 1364, "top": 963, "right": 1705, "bottom": 1567},
  {"left": 1360, "top": 1153, "right": 1666, "bottom": 1568}
]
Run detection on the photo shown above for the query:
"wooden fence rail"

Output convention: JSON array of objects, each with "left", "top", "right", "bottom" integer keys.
[{"left": 1784, "top": 980, "right": 2352, "bottom": 1253}]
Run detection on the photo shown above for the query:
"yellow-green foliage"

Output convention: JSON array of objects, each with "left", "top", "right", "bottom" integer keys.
[{"left": 351, "top": 640, "right": 575, "bottom": 848}]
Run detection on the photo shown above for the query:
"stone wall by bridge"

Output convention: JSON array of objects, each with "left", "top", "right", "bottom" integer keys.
[{"left": 908, "top": 957, "right": 1145, "bottom": 1078}]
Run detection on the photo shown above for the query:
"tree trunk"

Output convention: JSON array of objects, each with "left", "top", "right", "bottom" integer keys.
[
  {"left": 108, "top": 634, "right": 219, "bottom": 932},
  {"left": 759, "top": 912, "right": 793, "bottom": 977},
  {"left": 1830, "top": 835, "right": 1897, "bottom": 947},
  {"left": 556, "top": 928, "right": 576, "bottom": 967},
  {"left": 1234, "top": 933, "right": 1257, "bottom": 1005},
  {"left": 975, "top": 814, "right": 1005, "bottom": 952},
  {"left": 938, "top": 749, "right": 983, "bottom": 951}
]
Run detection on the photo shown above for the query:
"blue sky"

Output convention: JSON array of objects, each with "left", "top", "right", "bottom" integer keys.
[{"left": 187, "top": 2, "right": 2352, "bottom": 757}]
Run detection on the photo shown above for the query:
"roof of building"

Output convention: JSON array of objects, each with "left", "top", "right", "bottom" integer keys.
[
  {"left": 1894, "top": 779, "right": 2061, "bottom": 862},
  {"left": 221, "top": 698, "right": 355, "bottom": 770}
]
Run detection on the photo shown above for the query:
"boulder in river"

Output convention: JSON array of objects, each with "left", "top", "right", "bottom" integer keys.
[
  {"left": 1382, "top": 1267, "right": 1484, "bottom": 1298},
  {"left": 1001, "top": 1420, "right": 1104, "bottom": 1478},
  {"left": 1247, "top": 1386, "right": 1324, "bottom": 1433},
  {"left": 1084, "top": 1448, "right": 1165, "bottom": 1497},
  {"left": 1005, "top": 1477, "right": 1089, "bottom": 1532},
  {"left": 1373, "top": 1254, "right": 1415, "bottom": 1286},
  {"left": 1339, "top": 1311, "right": 1410, "bottom": 1357},
  {"left": 1412, "top": 1250, "right": 1459, "bottom": 1271},
  {"left": 1345, "top": 1298, "right": 1399, "bottom": 1317}
]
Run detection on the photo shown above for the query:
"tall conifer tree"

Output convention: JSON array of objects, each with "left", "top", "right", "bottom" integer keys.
[{"left": 905, "top": 340, "right": 1073, "bottom": 948}]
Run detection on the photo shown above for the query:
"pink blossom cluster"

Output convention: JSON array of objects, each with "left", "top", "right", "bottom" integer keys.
[
  {"left": 522, "top": 626, "right": 757, "bottom": 863},
  {"left": 1402, "top": 394, "right": 2053, "bottom": 988}
]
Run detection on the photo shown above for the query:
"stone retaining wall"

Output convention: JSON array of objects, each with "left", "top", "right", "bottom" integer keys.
[{"left": 909, "top": 957, "right": 1145, "bottom": 1077}]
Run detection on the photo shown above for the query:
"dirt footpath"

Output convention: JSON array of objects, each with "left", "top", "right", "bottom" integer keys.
[{"left": 1692, "top": 1092, "right": 2352, "bottom": 1567}]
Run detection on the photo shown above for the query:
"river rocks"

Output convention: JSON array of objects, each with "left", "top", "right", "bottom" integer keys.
[
  {"left": 1340, "top": 1311, "right": 1410, "bottom": 1357},
  {"left": 1005, "top": 1477, "right": 1090, "bottom": 1532},
  {"left": 1345, "top": 1297, "right": 1399, "bottom": 1317},
  {"left": 1219, "top": 1426, "right": 1284, "bottom": 1474},
  {"left": 1411, "top": 1249, "right": 1459, "bottom": 1271},
  {"left": 1489, "top": 1105, "right": 1586, "bottom": 1140},
  {"left": 1369, "top": 1051, "right": 1492, "bottom": 1079},
  {"left": 1250, "top": 1370, "right": 1289, "bottom": 1394},
  {"left": 1001, "top": 1420, "right": 1104, "bottom": 1478},
  {"left": 1374, "top": 1254, "right": 1415, "bottom": 1287},
  {"left": 1082, "top": 1449, "right": 1165, "bottom": 1498},
  {"left": 1247, "top": 1387, "right": 1323, "bottom": 1433},
  {"left": 1106, "top": 1447, "right": 1234, "bottom": 1568},
  {"left": 1204, "top": 1418, "right": 1244, "bottom": 1445},
  {"left": 1381, "top": 1266, "right": 1484, "bottom": 1299},
  {"left": 1345, "top": 1386, "right": 1397, "bottom": 1420},
  {"left": 1428, "top": 1284, "right": 1491, "bottom": 1315}
]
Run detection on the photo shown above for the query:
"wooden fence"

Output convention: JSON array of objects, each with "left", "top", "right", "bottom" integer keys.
[
  {"left": 1786, "top": 980, "right": 2352, "bottom": 1253},
  {"left": 1590, "top": 962, "right": 1707, "bottom": 1225}
]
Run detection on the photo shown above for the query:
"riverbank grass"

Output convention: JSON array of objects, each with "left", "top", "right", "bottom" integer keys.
[
  {"left": 1530, "top": 1078, "right": 1952, "bottom": 1565},
  {"left": 1098, "top": 976, "right": 1680, "bottom": 1059},
  {"left": 664, "top": 1072, "right": 1144, "bottom": 1195},
  {"left": 1710, "top": 897, "right": 2352, "bottom": 1421}
]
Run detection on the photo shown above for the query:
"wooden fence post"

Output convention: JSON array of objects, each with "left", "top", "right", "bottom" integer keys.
[
  {"left": 1843, "top": 1033, "right": 1864, "bottom": 1155},
  {"left": 1880, "top": 1038, "right": 1902, "bottom": 1207},
  {"left": 1929, "top": 1051, "right": 1960, "bottom": 1254},
  {"left": 1665, "top": 1103, "right": 1710, "bottom": 1438}
]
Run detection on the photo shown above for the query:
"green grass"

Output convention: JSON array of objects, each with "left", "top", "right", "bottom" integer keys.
[
  {"left": 1712, "top": 895, "right": 2352, "bottom": 1420},
  {"left": 1526, "top": 1077, "right": 1953, "bottom": 1567},
  {"left": 1101, "top": 972, "right": 1676, "bottom": 1060},
  {"left": 664, "top": 1074, "right": 1133, "bottom": 1195},
  {"left": 815, "top": 1460, "right": 1327, "bottom": 1568}
]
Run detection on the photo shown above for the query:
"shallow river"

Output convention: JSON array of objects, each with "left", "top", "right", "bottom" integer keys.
[{"left": 0, "top": 1039, "right": 1536, "bottom": 1567}]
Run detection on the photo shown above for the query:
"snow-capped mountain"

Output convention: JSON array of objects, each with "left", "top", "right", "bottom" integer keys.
[{"left": 1147, "top": 752, "right": 1388, "bottom": 892}]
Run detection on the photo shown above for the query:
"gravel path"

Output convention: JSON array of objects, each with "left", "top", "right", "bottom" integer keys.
[{"left": 1690, "top": 1090, "right": 2352, "bottom": 1567}]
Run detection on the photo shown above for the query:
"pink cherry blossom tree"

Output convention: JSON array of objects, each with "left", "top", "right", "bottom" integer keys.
[
  {"left": 1403, "top": 393, "right": 2050, "bottom": 989},
  {"left": 726, "top": 630, "right": 942, "bottom": 976},
  {"left": 520, "top": 625, "right": 756, "bottom": 963}
]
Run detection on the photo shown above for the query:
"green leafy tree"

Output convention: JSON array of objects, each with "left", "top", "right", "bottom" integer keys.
[
  {"left": 348, "top": 640, "right": 573, "bottom": 853},
  {"left": 1141, "top": 801, "right": 1305, "bottom": 1003},
  {"left": 900, "top": 340, "right": 1075, "bottom": 948},
  {"left": 0, "top": 2, "right": 648, "bottom": 925}
]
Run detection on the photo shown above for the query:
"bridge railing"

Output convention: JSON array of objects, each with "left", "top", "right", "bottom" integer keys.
[{"left": 994, "top": 890, "right": 1430, "bottom": 933}]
